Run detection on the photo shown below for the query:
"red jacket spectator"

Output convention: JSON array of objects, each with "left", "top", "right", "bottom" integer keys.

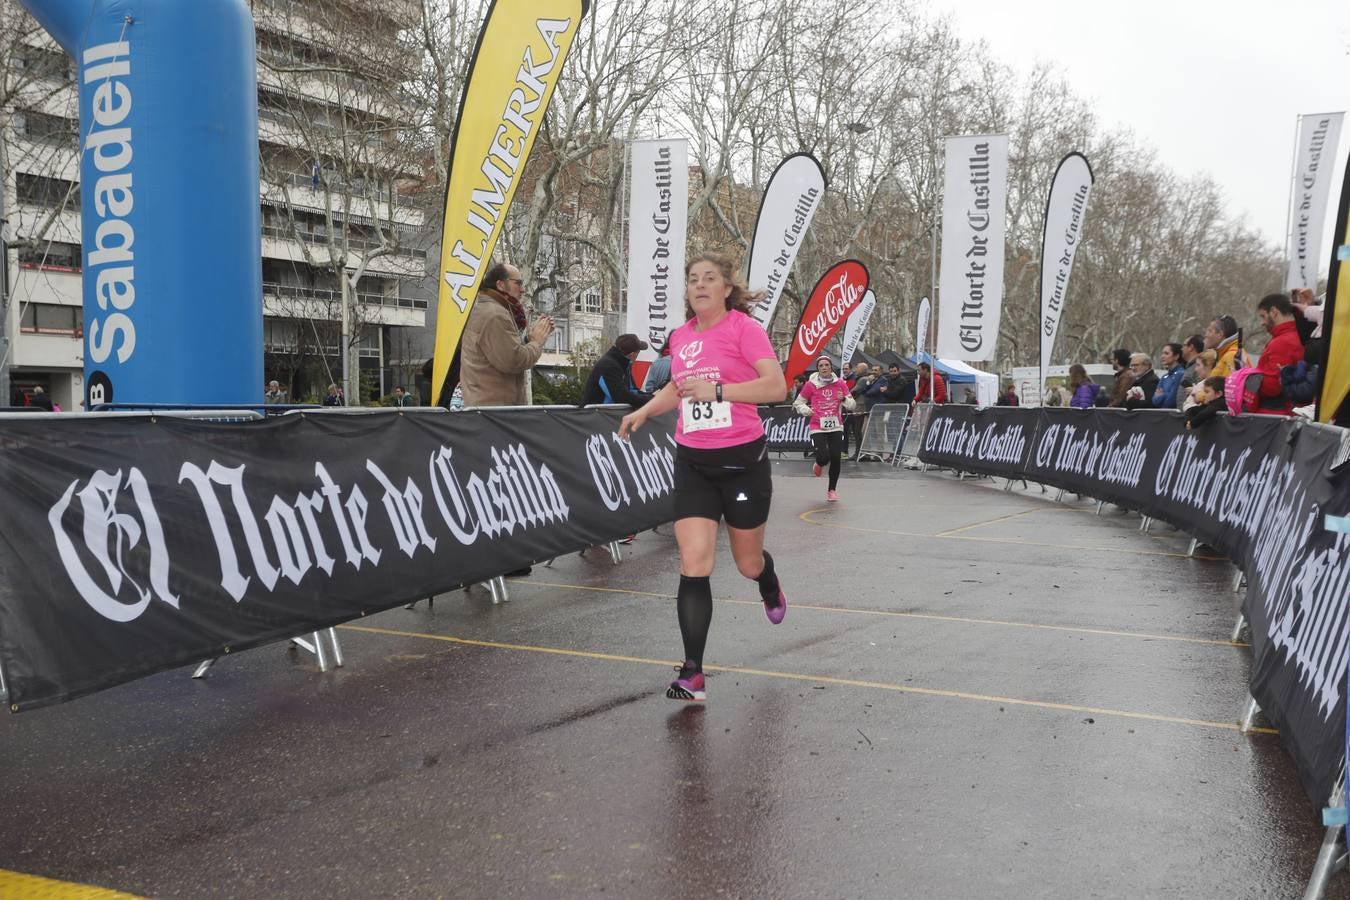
[
  {"left": 1254, "top": 300, "right": 1304, "bottom": 414},
  {"left": 915, "top": 366, "right": 947, "bottom": 404}
]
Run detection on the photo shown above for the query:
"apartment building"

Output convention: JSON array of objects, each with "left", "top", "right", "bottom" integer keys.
[{"left": 1, "top": 0, "right": 432, "bottom": 409}]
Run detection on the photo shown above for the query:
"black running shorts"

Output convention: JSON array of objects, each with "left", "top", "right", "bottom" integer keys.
[{"left": 673, "top": 437, "right": 772, "bottom": 529}]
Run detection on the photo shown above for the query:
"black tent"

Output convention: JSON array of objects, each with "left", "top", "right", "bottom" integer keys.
[
  {"left": 848, "top": 347, "right": 885, "bottom": 369},
  {"left": 877, "top": 349, "right": 916, "bottom": 373}
]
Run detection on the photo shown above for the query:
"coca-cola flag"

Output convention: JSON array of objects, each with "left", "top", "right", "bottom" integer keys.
[
  {"left": 1039, "top": 152, "right": 1093, "bottom": 392},
  {"left": 783, "top": 260, "right": 870, "bottom": 384},
  {"left": 839, "top": 290, "right": 877, "bottom": 370},
  {"left": 747, "top": 153, "right": 827, "bottom": 331}
]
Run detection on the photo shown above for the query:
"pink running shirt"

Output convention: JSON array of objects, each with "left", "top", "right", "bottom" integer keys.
[{"left": 668, "top": 309, "right": 778, "bottom": 449}]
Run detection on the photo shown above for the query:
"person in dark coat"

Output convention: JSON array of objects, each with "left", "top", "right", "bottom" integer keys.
[
  {"left": 1121, "top": 353, "right": 1159, "bottom": 410},
  {"left": 27, "top": 386, "right": 54, "bottom": 410},
  {"left": 581, "top": 333, "right": 653, "bottom": 409},
  {"left": 879, "top": 363, "right": 914, "bottom": 405},
  {"left": 1185, "top": 377, "right": 1227, "bottom": 430}
]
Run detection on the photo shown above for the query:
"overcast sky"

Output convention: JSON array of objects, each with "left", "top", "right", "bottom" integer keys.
[{"left": 926, "top": 0, "right": 1350, "bottom": 278}]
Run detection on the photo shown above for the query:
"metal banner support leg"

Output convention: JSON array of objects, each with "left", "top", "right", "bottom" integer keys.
[
  {"left": 290, "top": 629, "right": 344, "bottom": 672},
  {"left": 1231, "top": 613, "right": 1246, "bottom": 643},
  {"left": 1095, "top": 500, "right": 1105, "bottom": 516},
  {"left": 1238, "top": 695, "right": 1261, "bottom": 733},
  {"left": 1232, "top": 568, "right": 1246, "bottom": 592},
  {"left": 191, "top": 628, "right": 344, "bottom": 678},
  {"left": 1305, "top": 771, "right": 1348, "bottom": 900},
  {"left": 486, "top": 576, "right": 509, "bottom": 605},
  {"left": 608, "top": 541, "right": 622, "bottom": 564},
  {"left": 1304, "top": 826, "right": 1347, "bottom": 900}
]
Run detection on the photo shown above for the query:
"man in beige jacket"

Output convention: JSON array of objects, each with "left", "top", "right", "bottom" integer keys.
[{"left": 458, "top": 263, "right": 554, "bottom": 407}]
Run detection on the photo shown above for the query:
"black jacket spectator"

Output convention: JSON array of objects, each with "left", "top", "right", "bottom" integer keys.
[
  {"left": 1122, "top": 369, "right": 1159, "bottom": 410},
  {"left": 1185, "top": 396, "right": 1226, "bottom": 430},
  {"left": 581, "top": 344, "right": 652, "bottom": 409},
  {"left": 884, "top": 376, "right": 916, "bottom": 405},
  {"left": 1121, "top": 353, "right": 1160, "bottom": 410}
]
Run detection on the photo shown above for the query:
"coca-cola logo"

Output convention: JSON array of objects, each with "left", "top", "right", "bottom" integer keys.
[
  {"left": 678, "top": 341, "right": 704, "bottom": 369},
  {"left": 796, "top": 272, "right": 865, "bottom": 356}
]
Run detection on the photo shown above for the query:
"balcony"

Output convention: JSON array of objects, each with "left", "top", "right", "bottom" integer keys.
[
  {"left": 262, "top": 281, "right": 426, "bottom": 328},
  {"left": 260, "top": 224, "right": 427, "bottom": 278},
  {"left": 11, "top": 266, "right": 82, "bottom": 306},
  {"left": 259, "top": 173, "right": 426, "bottom": 228}
]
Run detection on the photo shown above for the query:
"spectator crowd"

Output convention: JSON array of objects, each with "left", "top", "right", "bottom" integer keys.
[{"left": 1057, "top": 288, "right": 1336, "bottom": 426}]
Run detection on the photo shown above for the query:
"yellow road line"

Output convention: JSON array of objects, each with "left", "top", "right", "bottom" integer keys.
[
  {"left": 800, "top": 507, "right": 1226, "bottom": 561},
  {"left": 517, "top": 578, "right": 1248, "bottom": 649},
  {"left": 0, "top": 869, "right": 142, "bottom": 898},
  {"left": 935, "top": 507, "right": 1047, "bottom": 536},
  {"left": 337, "top": 624, "right": 1277, "bottom": 735}
]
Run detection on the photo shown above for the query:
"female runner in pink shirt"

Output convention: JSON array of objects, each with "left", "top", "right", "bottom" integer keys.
[
  {"left": 793, "top": 355, "right": 855, "bottom": 501},
  {"left": 618, "top": 253, "right": 788, "bottom": 701}
]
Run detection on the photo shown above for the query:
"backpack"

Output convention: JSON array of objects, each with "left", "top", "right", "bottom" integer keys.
[
  {"left": 1280, "top": 360, "right": 1318, "bottom": 406},
  {"left": 1224, "top": 367, "right": 1263, "bottom": 416}
]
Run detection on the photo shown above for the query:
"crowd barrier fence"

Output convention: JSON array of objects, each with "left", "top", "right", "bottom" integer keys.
[
  {"left": 0, "top": 405, "right": 676, "bottom": 711},
  {"left": 856, "top": 403, "right": 912, "bottom": 463}
]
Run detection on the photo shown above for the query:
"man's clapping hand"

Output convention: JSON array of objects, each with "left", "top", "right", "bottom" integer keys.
[{"left": 527, "top": 316, "right": 555, "bottom": 345}]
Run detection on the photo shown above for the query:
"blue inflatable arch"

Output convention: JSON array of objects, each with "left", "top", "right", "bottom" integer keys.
[{"left": 20, "top": 0, "right": 262, "bottom": 406}]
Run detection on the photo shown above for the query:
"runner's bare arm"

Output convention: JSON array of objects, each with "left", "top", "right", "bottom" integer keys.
[{"left": 618, "top": 381, "right": 679, "bottom": 439}]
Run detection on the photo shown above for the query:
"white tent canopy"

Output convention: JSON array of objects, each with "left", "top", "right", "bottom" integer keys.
[{"left": 940, "top": 358, "right": 999, "bottom": 407}]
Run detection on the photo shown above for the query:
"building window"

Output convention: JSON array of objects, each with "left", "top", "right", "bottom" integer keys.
[
  {"left": 543, "top": 319, "right": 569, "bottom": 353},
  {"left": 583, "top": 291, "right": 601, "bottom": 313},
  {"left": 15, "top": 172, "right": 80, "bottom": 208},
  {"left": 12, "top": 46, "right": 73, "bottom": 82},
  {"left": 19, "top": 303, "right": 82, "bottom": 335},
  {"left": 263, "top": 319, "right": 299, "bottom": 352},
  {"left": 17, "top": 241, "right": 80, "bottom": 271},
  {"left": 15, "top": 109, "right": 79, "bottom": 146}
]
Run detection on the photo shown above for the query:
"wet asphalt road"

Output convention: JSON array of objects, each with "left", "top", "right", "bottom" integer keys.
[{"left": 0, "top": 460, "right": 1340, "bottom": 898}]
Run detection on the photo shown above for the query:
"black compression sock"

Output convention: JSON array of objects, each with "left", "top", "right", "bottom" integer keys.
[
  {"left": 755, "top": 551, "right": 782, "bottom": 607},
  {"left": 676, "top": 575, "right": 713, "bottom": 670}
]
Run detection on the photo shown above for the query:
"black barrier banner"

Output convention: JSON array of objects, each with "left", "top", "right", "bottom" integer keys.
[
  {"left": 760, "top": 404, "right": 812, "bottom": 452},
  {"left": 0, "top": 409, "right": 676, "bottom": 711},
  {"left": 921, "top": 405, "right": 1350, "bottom": 807}
]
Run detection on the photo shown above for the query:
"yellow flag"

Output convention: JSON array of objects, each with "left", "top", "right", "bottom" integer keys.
[
  {"left": 1319, "top": 165, "right": 1350, "bottom": 424},
  {"left": 432, "top": 0, "right": 588, "bottom": 405}
]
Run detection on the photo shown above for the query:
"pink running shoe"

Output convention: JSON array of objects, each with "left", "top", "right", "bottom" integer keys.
[
  {"left": 667, "top": 668, "right": 706, "bottom": 701},
  {"left": 763, "top": 588, "right": 787, "bottom": 625},
  {"left": 827, "top": 489, "right": 839, "bottom": 502},
  {"left": 812, "top": 462, "right": 822, "bottom": 477}
]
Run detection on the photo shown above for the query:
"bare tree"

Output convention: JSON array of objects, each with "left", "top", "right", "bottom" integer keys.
[
  {"left": 0, "top": 0, "right": 83, "bottom": 403},
  {"left": 400, "top": 0, "right": 1282, "bottom": 386},
  {"left": 253, "top": 0, "right": 431, "bottom": 403}
]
